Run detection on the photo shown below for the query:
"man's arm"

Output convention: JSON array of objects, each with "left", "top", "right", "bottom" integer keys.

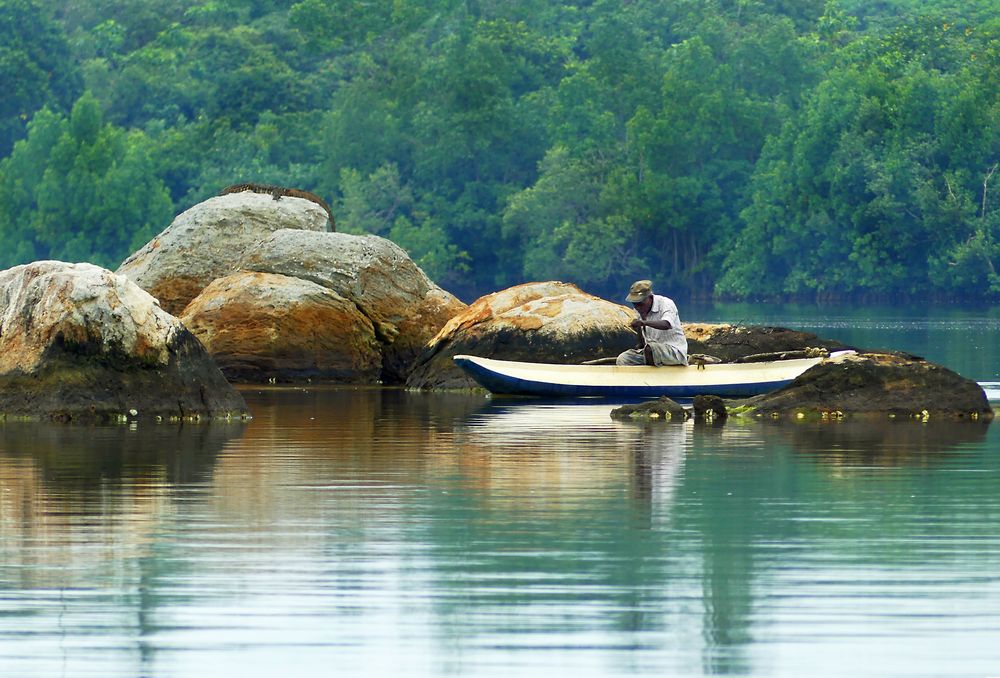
[{"left": 634, "top": 319, "right": 672, "bottom": 331}]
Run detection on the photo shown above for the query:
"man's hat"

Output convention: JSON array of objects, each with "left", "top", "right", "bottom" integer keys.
[{"left": 626, "top": 280, "right": 653, "bottom": 303}]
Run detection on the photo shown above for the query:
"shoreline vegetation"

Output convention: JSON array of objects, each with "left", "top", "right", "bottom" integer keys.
[{"left": 2, "top": 0, "right": 999, "bottom": 304}]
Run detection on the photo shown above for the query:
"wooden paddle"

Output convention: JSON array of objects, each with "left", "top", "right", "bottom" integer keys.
[{"left": 580, "top": 357, "right": 619, "bottom": 365}]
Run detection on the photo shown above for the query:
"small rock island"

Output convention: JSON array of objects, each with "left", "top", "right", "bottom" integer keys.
[{"left": 0, "top": 261, "right": 247, "bottom": 422}]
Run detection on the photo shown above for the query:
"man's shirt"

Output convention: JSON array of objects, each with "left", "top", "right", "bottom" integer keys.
[{"left": 641, "top": 295, "right": 688, "bottom": 359}]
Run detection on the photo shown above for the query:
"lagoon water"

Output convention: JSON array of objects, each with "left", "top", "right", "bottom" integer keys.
[{"left": 3, "top": 303, "right": 1000, "bottom": 677}]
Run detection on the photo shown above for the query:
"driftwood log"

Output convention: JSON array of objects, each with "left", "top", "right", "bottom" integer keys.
[{"left": 219, "top": 183, "right": 335, "bottom": 229}]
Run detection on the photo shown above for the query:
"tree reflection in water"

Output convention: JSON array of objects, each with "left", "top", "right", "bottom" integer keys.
[{"left": 1, "top": 389, "right": 997, "bottom": 677}]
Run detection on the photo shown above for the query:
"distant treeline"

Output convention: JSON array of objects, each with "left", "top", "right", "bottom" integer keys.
[{"left": 1, "top": 0, "right": 998, "bottom": 302}]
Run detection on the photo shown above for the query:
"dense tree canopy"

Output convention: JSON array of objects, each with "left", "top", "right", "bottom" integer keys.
[
  {"left": 718, "top": 15, "right": 1000, "bottom": 299},
  {"left": 0, "top": 93, "right": 172, "bottom": 268},
  {"left": 0, "top": 0, "right": 81, "bottom": 155},
  {"left": 0, "top": 0, "right": 997, "bottom": 302}
]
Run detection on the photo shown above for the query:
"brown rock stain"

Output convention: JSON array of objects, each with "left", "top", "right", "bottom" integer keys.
[
  {"left": 155, "top": 276, "right": 210, "bottom": 317},
  {"left": 182, "top": 272, "right": 381, "bottom": 382},
  {"left": 529, "top": 298, "right": 566, "bottom": 318},
  {"left": 684, "top": 323, "right": 730, "bottom": 342},
  {"left": 510, "top": 316, "right": 544, "bottom": 331}
]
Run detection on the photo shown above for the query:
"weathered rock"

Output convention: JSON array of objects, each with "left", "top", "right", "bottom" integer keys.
[
  {"left": 610, "top": 397, "right": 689, "bottom": 421},
  {"left": 406, "top": 282, "right": 637, "bottom": 390},
  {"left": 693, "top": 394, "right": 728, "bottom": 421},
  {"left": 117, "top": 192, "right": 330, "bottom": 315},
  {"left": 237, "top": 229, "right": 465, "bottom": 383},
  {"left": 0, "top": 261, "right": 247, "bottom": 422},
  {"left": 180, "top": 271, "right": 381, "bottom": 383},
  {"left": 737, "top": 352, "right": 992, "bottom": 421},
  {"left": 685, "top": 323, "right": 853, "bottom": 362}
]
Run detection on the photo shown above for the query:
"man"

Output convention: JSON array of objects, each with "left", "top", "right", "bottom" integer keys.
[{"left": 616, "top": 280, "right": 688, "bottom": 366}]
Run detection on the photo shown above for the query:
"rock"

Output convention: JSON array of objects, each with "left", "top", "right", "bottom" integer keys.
[
  {"left": 117, "top": 192, "right": 330, "bottom": 315},
  {"left": 180, "top": 271, "right": 382, "bottom": 383},
  {"left": 236, "top": 229, "right": 465, "bottom": 383},
  {"left": 610, "top": 397, "right": 689, "bottom": 421},
  {"left": 0, "top": 261, "right": 248, "bottom": 422},
  {"left": 406, "top": 282, "right": 638, "bottom": 390},
  {"left": 685, "top": 323, "right": 853, "bottom": 362},
  {"left": 737, "top": 351, "right": 993, "bottom": 421},
  {"left": 693, "top": 394, "right": 727, "bottom": 421}
]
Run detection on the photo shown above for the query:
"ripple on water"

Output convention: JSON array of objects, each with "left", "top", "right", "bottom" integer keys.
[{"left": 3, "top": 385, "right": 1000, "bottom": 677}]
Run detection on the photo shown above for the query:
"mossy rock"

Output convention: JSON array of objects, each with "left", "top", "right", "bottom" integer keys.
[
  {"left": 735, "top": 352, "right": 992, "bottom": 421},
  {"left": 610, "top": 397, "right": 689, "bottom": 421}
]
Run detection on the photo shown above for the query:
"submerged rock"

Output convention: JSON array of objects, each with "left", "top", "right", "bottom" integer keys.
[
  {"left": 117, "top": 191, "right": 330, "bottom": 315},
  {"left": 737, "top": 351, "right": 992, "bottom": 421},
  {"left": 0, "top": 261, "right": 248, "bottom": 422},
  {"left": 180, "top": 271, "right": 382, "bottom": 383},
  {"left": 693, "top": 394, "right": 728, "bottom": 421},
  {"left": 406, "top": 281, "right": 637, "bottom": 390},
  {"left": 610, "top": 397, "right": 689, "bottom": 421}
]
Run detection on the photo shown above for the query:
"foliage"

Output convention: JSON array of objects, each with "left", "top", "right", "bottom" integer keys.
[
  {"left": 2, "top": 0, "right": 999, "bottom": 302},
  {"left": 0, "top": 0, "right": 82, "bottom": 155},
  {"left": 0, "top": 93, "right": 173, "bottom": 269},
  {"left": 718, "top": 17, "right": 1000, "bottom": 300}
]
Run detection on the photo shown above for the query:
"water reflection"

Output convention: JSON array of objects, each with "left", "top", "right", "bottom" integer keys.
[
  {"left": 0, "top": 423, "right": 246, "bottom": 588},
  {"left": 0, "top": 419, "right": 249, "bottom": 678},
  {"left": 1, "top": 388, "right": 1000, "bottom": 677},
  {"left": 0, "top": 422, "right": 243, "bottom": 485},
  {"left": 628, "top": 421, "right": 687, "bottom": 528},
  {"left": 457, "top": 404, "right": 769, "bottom": 675},
  {"left": 768, "top": 420, "right": 991, "bottom": 467},
  {"left": 454, "top": 401, "right": 701, "bottom": 533}
]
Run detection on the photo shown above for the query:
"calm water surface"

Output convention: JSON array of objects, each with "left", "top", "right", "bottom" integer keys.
[{"left": 3, "top": 305, "right": 1000, "bottom": 677}]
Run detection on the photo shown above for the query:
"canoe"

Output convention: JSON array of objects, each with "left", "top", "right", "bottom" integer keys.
[{"left": 452, "top": 354, "right": 831, "bottom": 398}]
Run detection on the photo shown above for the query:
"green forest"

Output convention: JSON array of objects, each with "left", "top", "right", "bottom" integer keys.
[{"left": 1, "top": 0, "right": 998, "bottom": 302}]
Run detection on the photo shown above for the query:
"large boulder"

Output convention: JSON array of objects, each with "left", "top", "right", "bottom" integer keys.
[
  {"left": 406, "top": 282, "right": 637, "bottom": 390},
  {"left": 737, "top": 351, "right": 992, "bottom": 421},
  {"left": 0, "top": 262, "right": 248, "bottom": 422},
  {"left": 236, "top": 229, "right": 465, "bottom": 382},
  {"left": 117, "top": 192, "right": 330, "bottom": 315},
  {"left": 180, "top": 271, "right": 382, "bottom": 383}
]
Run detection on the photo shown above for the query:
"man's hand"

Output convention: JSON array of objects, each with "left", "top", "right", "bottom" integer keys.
[{"left": 630, "top": 318, "right": 645, "bottom": 332}]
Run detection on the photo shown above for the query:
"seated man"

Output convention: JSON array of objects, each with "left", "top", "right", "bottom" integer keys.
[{"left": 616, "top": 280, "right": 688, "bottom": 366}]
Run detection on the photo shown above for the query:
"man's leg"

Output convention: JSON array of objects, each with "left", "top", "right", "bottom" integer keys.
[
  {"left": 616, "top": 349, "right": 646, "bottom": 366},
  {"left": 646, "top": 342, "right": 687, "bottom": 366}
]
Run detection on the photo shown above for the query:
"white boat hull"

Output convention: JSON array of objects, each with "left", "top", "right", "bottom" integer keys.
[{"left": 452, "top": 354, "right": 827, "bottom": 398}]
